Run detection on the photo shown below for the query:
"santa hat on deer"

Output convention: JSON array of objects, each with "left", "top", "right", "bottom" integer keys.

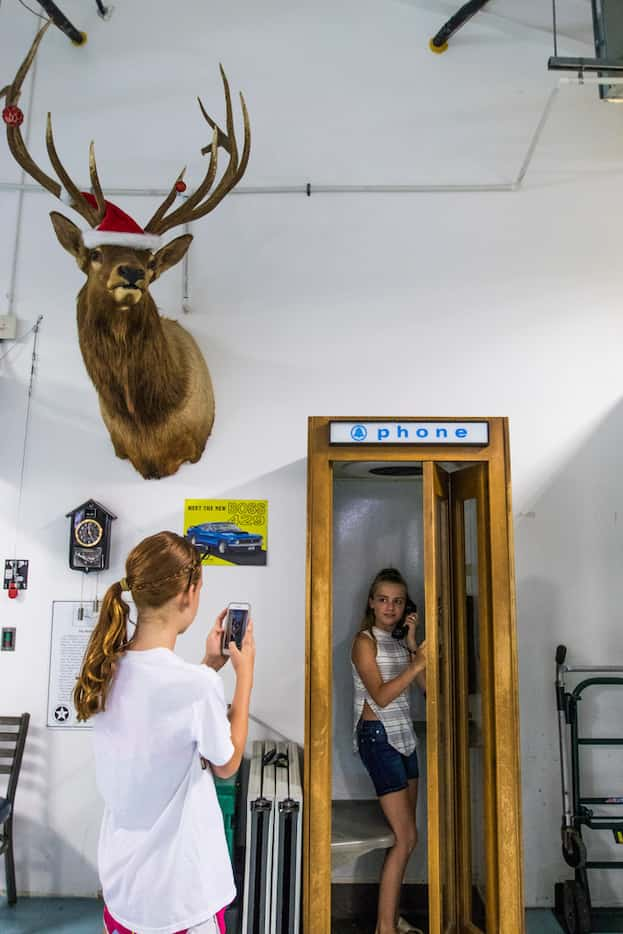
[{"left": 77, "top": 192, "right": 162, "bottom": 251}]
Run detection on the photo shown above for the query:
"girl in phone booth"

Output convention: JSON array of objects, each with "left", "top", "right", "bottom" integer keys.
[
  {"left": 73, "top": 531, "right": 255, "bottom": 934},
  {"left": 351, "top": 567, "right": 427, "bottom": 934}
]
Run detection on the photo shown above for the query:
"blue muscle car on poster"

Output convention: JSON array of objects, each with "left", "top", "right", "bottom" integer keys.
[{"left": 186, "top": 521, "right": 263, "bottom": 556}]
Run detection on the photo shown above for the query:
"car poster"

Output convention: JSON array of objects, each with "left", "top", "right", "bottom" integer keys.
[{"left": 183, "top": 499, "right": 268, "bottom": 566}]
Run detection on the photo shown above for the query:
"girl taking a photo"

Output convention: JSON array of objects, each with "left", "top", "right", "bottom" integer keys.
[
  {"left": 74, "top": 530, "right": 255, "bottom": 934},
  {"left": 351, "top": 567, "right": 427, "bottom": 934}
]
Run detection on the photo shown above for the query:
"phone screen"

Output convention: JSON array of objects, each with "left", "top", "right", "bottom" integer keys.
[{"left": 223, "top": 605, "right": 250, "bottom": 653}]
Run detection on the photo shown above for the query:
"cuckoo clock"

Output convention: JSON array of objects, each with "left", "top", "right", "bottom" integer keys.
[{"left": 66, "top": 500, "right": 116, "bottom": 572}]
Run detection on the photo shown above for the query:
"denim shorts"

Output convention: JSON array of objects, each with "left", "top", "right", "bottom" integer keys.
[{"left": 357, "top": 720, "right": 419, "bottom": 797}]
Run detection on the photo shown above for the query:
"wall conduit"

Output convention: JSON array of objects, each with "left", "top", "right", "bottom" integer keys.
[
  {"left": 0, "top": 87, "right": 559, "bottom": 200},
  {"left": 0, "top": 85, "right": 559, "bottom": 315}
]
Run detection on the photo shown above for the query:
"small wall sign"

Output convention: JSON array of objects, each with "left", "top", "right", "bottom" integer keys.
[
  {"left": 184, "top": 499, "right": 268, "bottom": 567},
  {"left": 46, "top": 600, "right": 132, "bottom": 728},
  {"left": 1, "top": 628, "right": 16, "bottom": 651},
  {"left": 329, "top": 421, "right": 489, "bottom": 446},
  {"left": 4, "top": 559, "right": 29, "bottom": 592}
]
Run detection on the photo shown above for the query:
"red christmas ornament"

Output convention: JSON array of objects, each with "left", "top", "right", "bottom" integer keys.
[
  {"left": 175, "top": 180, "right": 187, "bottom": 193},
  {"left": 7, "top": 581, "right": 18, "bottom": 599},
  {"left": 2, "top": 105, "right": 24, "bottom": 127}
]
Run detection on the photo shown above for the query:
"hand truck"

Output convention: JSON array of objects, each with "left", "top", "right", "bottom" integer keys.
[
  {"left": 554, "top": 644, "right": 623, "bottom": 933},
  {"left": 241, "top": 741, "right": 302, "bottom": 934}
]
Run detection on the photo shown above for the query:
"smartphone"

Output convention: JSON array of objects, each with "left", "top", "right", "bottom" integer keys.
[
  {"left": 222, "top": 602, "right": 251, "bottom": 655},
  {"left": 391, "top": 597, "right": 417, "bottom": 640}
]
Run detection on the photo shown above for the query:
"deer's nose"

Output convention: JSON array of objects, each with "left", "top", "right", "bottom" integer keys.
[{"left": 117, "top": 265, "right": 144, "bottom": 286}]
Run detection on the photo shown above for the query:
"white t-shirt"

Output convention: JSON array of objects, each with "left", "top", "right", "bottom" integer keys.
[{"left": 92, "top": 648, "right": 236, "bottom": 934}]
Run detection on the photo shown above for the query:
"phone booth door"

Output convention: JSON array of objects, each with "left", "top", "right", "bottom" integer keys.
[{"left": 424, "top": 461, "right": 502, "bottom": 933}]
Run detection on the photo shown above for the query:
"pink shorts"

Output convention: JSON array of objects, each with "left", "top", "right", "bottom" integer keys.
[{"left": 103, "top": 905, "right": 227, "bottom": 934}]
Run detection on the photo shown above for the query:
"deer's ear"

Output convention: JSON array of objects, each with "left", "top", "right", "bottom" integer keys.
[
  {"left": 49, "top": 212, "right": 89, "bottom": 271},
  {"left": 151, "top": 234, "right": 193, "bottom": 280}
]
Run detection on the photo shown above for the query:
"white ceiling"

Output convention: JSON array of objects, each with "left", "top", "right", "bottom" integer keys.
[{"left": 0, "top": 0, "right": 618, "bottom": 190}]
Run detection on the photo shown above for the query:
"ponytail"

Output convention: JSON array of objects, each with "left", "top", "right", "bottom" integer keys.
[
  {"left": 73, "top": 530, "right": 203, "bottom": 721},
  {"left": 73, "top": 581, "right": 132, "bottom": 722}
]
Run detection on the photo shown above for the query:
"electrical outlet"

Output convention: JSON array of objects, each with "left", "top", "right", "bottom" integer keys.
[{"left": 0, "top": 314, "right": 17, "bottom": 340}]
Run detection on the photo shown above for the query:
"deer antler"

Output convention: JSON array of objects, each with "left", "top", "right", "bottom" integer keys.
[
  {"left": 144, "top": 65, "right": 251, "bottom": 236},
  {"left": 4, "top": 23, "right": 105, "bottom": 228},
  {"left": 5, "top": 27, "right": 250, "bottom": 237}
]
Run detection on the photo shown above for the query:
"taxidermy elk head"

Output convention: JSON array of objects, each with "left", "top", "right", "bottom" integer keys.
[{"left": 3, "top": 24, "right": 250, "bottom": 479}]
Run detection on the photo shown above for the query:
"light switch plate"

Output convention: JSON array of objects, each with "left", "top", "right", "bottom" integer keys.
[
  {"left": 1, "top": 628, "right": 16, "bottom": 651},
  {"left": 0, "top": 314, "right": 17, "bottom": 340}
]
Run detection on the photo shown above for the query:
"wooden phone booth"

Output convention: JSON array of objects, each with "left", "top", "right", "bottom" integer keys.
[{"left": 304, "top": 416, "right": 524, "bottom": 934}]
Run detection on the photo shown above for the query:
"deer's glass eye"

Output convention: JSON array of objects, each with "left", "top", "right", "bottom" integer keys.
[
  {"left": 90, "top": 249, "right": 103, "bottom": 263},
  {"left": 147, "top": 257, "right": 156, "bottom": 271}
]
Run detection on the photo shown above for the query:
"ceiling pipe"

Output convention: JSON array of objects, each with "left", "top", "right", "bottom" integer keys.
[
  {"left": 429, "top": 0, "right": 492, "bottom": 55},
  {"left": 34, "top": 0, "right": 87, "bottom": 45}
]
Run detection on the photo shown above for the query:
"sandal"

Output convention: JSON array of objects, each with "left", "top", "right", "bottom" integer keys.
[
  {"left": 374, "top": 921, "right": 423, "bottom": 934},
  {"left": 397, "top": 918, "right": 424, "bottom": 934}
]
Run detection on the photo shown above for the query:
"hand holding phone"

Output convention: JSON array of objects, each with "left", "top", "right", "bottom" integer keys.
[
  {"left": 391, "top": 597, "right": 418, "bottom": 640},
  {"left": 222, "top": 602, "right": 251, "bottom": 655},
  {"left": 229, "top": 618, "right": 255, "bottom": 685},
  {"left": 202, "top": 608, "right": 229, "bottom": 670}
]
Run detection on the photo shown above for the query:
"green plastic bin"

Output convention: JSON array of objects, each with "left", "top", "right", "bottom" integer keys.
[{"left": 214, "top": 771, "right": 239, "bottom": 860}]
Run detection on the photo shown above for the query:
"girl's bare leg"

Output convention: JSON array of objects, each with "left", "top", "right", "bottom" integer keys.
[
  {"left": 395, "top": 779, "right": 420, "bottom": 929},
  {"left": 375, "top": 786, "right": 417, "bottom": 933}
]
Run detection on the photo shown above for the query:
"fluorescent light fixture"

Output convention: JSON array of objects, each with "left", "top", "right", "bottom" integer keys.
[
  {"left": 556, "top": 73, "right": 623, "bottom": 101},
  {"left": 549, "top": 1, "right": 623, "bottom": 101}
]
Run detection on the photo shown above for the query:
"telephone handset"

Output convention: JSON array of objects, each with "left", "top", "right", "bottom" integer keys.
[{"left": 391, "top": 597, "right": 418, "bottom": 640}]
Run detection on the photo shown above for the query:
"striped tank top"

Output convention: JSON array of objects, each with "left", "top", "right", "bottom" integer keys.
[{"left": 352, "top": 626, "right": 416, "bottom": 756}]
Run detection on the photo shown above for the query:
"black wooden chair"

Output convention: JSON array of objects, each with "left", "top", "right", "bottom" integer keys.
[{"left": 0, "top": 713, "right": 30, "bottom": 905}]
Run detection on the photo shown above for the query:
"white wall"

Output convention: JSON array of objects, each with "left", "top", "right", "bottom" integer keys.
[{"left": 2, "top": 0, "right": 623, "bottom": 907}]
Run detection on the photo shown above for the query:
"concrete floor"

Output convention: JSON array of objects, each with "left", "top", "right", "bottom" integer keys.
[{"left": 1, "top": 898, "right": 622, "bottom": 934}]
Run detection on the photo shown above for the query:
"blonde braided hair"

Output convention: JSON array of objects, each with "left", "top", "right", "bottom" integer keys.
[{"left": 73, "top": 531, "right": 202, "bottom": 721}]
